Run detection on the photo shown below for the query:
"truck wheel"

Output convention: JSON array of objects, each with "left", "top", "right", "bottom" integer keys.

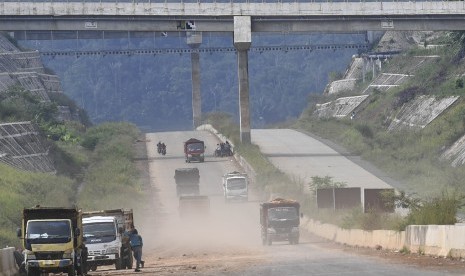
[
  {"left": 26, "top": 268, "right": 40, "bottom": 276},
  {"left": 125, "top": 250, "right": 133, "bottom": 269},
  {"left": 68, "top": 266, "right": 76, "bottom": 276},
  {"left": 90, "top": 265, "right": 97, "bottom": 272},
  {"left": 290, "top": 237, "right": 299, "bottom": 245},
  {"left": 115, "top": 257, "right": 123, "bottom": 270}
]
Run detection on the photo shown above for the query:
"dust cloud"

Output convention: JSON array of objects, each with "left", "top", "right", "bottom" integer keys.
[
  {"left": 143, "top": 197, "right": 262, "bottom": 256},
  {"left": 139, "top": 132, "right": 265, "bottom": 261}
]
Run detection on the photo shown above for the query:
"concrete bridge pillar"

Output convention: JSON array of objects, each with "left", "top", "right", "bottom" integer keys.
[
  {"left": 234, "top": 16, "right": 252, "bottom": 144},
  {"left": 187, "top": 32, "right": 202, "bottom": 129}
]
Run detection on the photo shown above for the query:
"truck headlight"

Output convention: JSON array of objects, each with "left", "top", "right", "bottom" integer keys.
[
  {"left": 63, "top": 249, "right": 74, "bottom": 259},
  {"left": 106, "top": 247, "right": 120, "bottom": 254},
  {"left": 291, "top": 227, "right": 299, "bottom": 233},
  {"left": 24, "top": 251, "right": 36, "bottom": 260},
  {"left": 267, "top": 228, "right": 276, "bottom": 234}
]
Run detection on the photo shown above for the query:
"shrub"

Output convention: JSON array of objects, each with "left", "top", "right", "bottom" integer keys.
[
  {"left": 393, "top": 86, "right": 421, "bottom": 109},
  {"left": 404, "top": 191, "right": 464, "bottom": 227},
  {"left": 456, "top": 78, "right": 464, "bottom": 89}
]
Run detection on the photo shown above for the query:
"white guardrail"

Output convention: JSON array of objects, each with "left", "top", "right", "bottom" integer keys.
[
  {"left": 0, "top": 247, "right": 19, "bottom": 276},
  {"left": 199, "top": 124, "right": 465, "bottom": 258}
]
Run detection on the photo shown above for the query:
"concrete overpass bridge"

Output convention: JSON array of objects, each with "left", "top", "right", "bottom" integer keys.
[{"left": 1, "top": 1, "right": 464, "bottom": 142}]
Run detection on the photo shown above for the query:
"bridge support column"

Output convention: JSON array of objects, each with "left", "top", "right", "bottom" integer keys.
[
  {"left": 187, "top": 32, "right": 202, "bottom": 129},
  {"left": 234, "top": 16, "right": 252, "bottom": 144}
]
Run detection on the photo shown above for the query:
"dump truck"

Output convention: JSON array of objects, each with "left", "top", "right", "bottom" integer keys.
[
  {"left": 82, "top": 209, "right": 134, "bottom": 272},
  {"left": 184, "top": 138, "right": 205, "bottom": 163},
  {"left": 179, "top": 195, "right": 210, "bottom": 218},
  {"left": 17, "top": 206, "right": 87, "bottom": 276},
  {"left": 260, "top": 198, "right": 300, "bottom": 245},
  {"left": 174, "top": 167, "right": 200, "bottom": 196},
  {"left": 222, "top": 171, "right": 248, "bottom": 202}
]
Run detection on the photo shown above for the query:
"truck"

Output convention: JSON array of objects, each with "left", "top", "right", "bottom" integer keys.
[
  {"left": 179, "top": 195, "right": 210, "bottom": 218},
  {"left": 17, "top": 206, "right": 87, "bottom": 276},
  {"left": 82, "top": 209, "right": 134, "bottom": 272},
  {"left": 260, "top": 198, "right": 301, "bottom": 246},
  {"left": 222, "top": 171, "right": 248, "bottom": 202},
  {"left": 184, "top": 138, "right": 205, "bottom": 163},
  {"left": 174, "top": 167, "right": 200, "bottom": 196}
]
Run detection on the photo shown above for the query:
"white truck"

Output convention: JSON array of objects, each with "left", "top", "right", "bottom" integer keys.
[
  {"left": 82, "top": 209, "right": 134, "bottom": 272},
  {"left": 222, "top": 171, "right": 248, "bottom": 202}
]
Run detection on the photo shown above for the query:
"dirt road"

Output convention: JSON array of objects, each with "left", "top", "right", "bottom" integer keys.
[{"left": 87, "top": 130, "right": 464, "bottom": 276}]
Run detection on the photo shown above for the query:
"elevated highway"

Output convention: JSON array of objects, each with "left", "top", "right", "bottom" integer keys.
[{"left": 0, "top": 2, "right": 465, "bottom": 32}]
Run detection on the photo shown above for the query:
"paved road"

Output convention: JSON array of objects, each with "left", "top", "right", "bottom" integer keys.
[
  {"left": 88, "top": 129, "right": 458, "bottom": 276},
  {"left": 251, "top": 129, "right": 392, "bottom": 189}
]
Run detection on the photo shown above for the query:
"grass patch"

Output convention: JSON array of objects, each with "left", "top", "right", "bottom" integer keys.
[
  {"left": 0, "top": 121, "right": 148, "bottom": 247},
  {"left": 0, "top": 163, "right": 75, "bottom": 247}
]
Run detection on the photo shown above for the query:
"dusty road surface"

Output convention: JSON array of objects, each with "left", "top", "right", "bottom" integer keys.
[{"left": 87, "top": 130, "right": 464, "bottom": 276}]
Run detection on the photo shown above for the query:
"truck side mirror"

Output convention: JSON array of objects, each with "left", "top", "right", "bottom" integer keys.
[
  {"left": 16, "top": 228, "right": 22, "bottom": 238},
  {"left": 75, "top": 228, "right": 81, "bottom": 237},
  {"left": 118, "top": 227, "right": 124, "bottom": 234}
]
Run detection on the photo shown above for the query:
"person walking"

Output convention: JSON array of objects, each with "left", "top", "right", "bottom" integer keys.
[{"left": 129, "top": 229, "right": 143, "bottom": 272}]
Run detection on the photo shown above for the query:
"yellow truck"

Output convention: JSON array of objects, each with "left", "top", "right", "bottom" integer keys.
[{"left": 17, "top": 206, "right": 87, "bottom": 276}]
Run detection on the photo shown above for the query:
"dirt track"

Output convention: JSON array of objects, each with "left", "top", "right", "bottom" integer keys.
[{"left": 87, "top": 130, "right": 465, "bottom": 276}]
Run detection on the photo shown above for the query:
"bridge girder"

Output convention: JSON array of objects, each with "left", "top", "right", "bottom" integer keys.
[{"left": 2, "top": 16, "right": 465, "bottom": 33}]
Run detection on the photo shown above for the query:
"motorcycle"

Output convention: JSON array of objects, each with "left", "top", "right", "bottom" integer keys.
[{"left": 214, "top": 145, "right": 232, "bottom": 157}]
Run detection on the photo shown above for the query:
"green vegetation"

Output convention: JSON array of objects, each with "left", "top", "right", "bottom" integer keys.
[
  {"left": 0, "top": 163, "right": 75, "bottom": 247},
  {"left": 0, "top": 81, "right": 147, "bottom": 247},
  {"left": 205, "top": 32, "right": 465, "bottom": 231},
  {"left": 0, "top": 121, "right": 146, "bottom": 247},
  {"left": 77, "top": 122, "right": 146, "bottom": 211}
]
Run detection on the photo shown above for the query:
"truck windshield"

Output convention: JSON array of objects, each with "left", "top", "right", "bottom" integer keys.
[
  {"left": 227, "top": 178, "right": 246, "bottom": 190},
  {"left": 187, "top": 143, "right": 203, "bottom": 152},
  {"left": 26, "top": 220, "right": 71, "bottom": 245},
  {"left": 83, "top": 222, "right": 116, "bottom": 244},
  {"left": 268, "top": 207, "right": 298, "bottom": 221}
]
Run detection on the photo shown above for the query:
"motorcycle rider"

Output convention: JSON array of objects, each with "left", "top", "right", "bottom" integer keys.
[
  {"left": 157, "top": 141, "right": 162, "bottom": 154},
  {"left": 161, "top": 143, "right": 167, "bottom": 155}
]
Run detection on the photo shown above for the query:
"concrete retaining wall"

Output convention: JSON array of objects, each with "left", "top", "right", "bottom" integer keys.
[
  {"left": 302, "top": 218, "right": 405, "bottom": 250},
  {"left": 0, "top": 247, "right": 18, "bottom": 276},
  {"left": 303, "top": 218, "right": 465, "bottom": 258},
  {"left": 326, "top": 79, "right": 357, "bottom": 95},
  {"left": 388, "top": 95, "right": 459, "bottom": 131},
  {"left": 405, "top": 224, "right": 465, "bottom": 258}
]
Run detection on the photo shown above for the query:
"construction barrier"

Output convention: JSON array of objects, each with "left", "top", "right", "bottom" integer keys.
[{"left": 0, "top": 247, "right": 19, "bottom": 276}]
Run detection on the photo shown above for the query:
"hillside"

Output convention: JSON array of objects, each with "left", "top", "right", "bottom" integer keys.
[{"left": 295, "top": 31, "right": 465, "bottom": 198}]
